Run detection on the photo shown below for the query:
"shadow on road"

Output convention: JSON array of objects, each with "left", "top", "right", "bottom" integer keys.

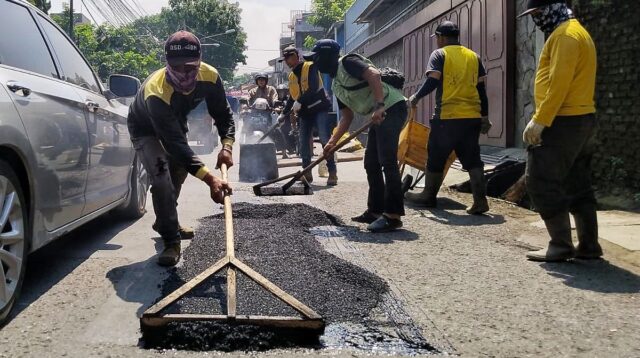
[
  {"left": 105, "top": 255, "right": 172, "bottom": 317},
  {"left": 541, "top": 260, "right": 640, "bottom": 294},
  {"left": 11, "top": 213, "right": 138, "bottom": 323},
  {"left": 419, "top": 207, "right": 506, "bottom": 226},
  {"left": 342, "top": 226, "right": 420, "bottom": 244}
]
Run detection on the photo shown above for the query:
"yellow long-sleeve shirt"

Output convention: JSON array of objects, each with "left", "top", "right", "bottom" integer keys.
[{"left": 533, "top": 19, "right": 597, "bottom": 127}]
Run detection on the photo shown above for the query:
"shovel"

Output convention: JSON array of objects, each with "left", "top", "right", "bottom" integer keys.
[{"left": 253, "top": 120, "right": 373, "bottom": 196}]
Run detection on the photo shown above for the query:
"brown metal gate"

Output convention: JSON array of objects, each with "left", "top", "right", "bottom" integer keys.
[{"left": 403, "top": 0, "right": 515, "bottom": 147}]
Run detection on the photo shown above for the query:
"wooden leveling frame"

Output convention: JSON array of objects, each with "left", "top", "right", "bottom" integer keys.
[{"left": 140, "top": 165, "right": 324, "bottom": 332}]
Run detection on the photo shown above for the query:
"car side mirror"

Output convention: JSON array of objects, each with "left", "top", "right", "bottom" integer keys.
[{"left": 107, "top": 74, "right": 140, "bottom": 99}]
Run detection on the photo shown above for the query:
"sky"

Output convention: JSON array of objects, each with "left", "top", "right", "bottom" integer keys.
[{"left": 51, "top": 0, "right": 312, "bottom": 74}]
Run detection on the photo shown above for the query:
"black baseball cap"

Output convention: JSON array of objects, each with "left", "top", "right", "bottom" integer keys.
[
  {"left": 165, "top": 31, "right": 201, "bottom": 66},
  {"left": 517, "top": 0, "right": 566, "bottom": 18},
  {"left": 431, "top": 21, "right": 459, "bottom": 38},
  {"left": 277, "top": 45, "right": 298, "bottom": 62},
  {"left": 304, "top": 39, "right": 341, "bottom": 61}
]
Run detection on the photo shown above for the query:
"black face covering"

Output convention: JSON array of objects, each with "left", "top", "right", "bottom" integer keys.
[
  {"left": 531, "top": 3, "right": 574, "bottom": 35},
  {"left": 315, "top": 53, "right": 339, "bottom": 77}
]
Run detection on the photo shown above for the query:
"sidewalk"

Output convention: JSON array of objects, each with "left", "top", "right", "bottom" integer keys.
[{"left": 442, "top": 167, "right": 640, "bottom": 269}]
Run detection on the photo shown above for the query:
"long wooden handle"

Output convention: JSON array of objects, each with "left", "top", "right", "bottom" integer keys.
[
  {"left": 220, "top": 164, "right": 236, "bottom": 317},
  {"left": 220, "top": 164, "right": 234, "bottom": 257}
]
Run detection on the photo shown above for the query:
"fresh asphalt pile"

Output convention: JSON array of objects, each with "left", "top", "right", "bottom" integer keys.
[{"left": 145, "top": 203, "right": 391, "bottom": 351}]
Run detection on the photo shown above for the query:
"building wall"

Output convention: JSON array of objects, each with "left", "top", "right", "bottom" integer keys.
[
  {"left": 514, "top": 0, "right": 541, "bottom": 148},
  {"left": 571, "top": 0, "right": 640, "bottom": 193}
]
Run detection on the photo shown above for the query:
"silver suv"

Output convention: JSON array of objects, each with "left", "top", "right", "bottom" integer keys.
[{"left": 0, "top": 0, "right": 148, "bottom": 324}]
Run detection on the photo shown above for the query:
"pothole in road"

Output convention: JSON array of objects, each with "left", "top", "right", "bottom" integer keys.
[{"left": 143, "top": 203, "right": 439, "bottom": 355}]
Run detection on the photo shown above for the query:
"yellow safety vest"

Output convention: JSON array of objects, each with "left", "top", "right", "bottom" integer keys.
[
  {"left": 288, "top": 61, "right": 323, "bottom": 100},
  {"left": 440, "top": 45, "right": 481, "bottom": 119}
]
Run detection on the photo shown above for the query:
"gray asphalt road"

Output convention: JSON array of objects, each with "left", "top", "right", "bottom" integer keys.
[{"left": 1, "top": 148, "right": 639, "bottom": 357}]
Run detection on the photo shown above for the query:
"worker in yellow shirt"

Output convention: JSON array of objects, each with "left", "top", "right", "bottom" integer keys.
[
  {"left": 519, "top": 0, "right": 601, "bottom": 262},
  {"left": 405, "top": 21, "right": 491, "bottom": 215}
]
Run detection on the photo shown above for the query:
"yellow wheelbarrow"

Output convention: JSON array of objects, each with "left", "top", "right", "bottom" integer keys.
[{"left": 397, "top": 107, "right": 456, "bottom": 193}]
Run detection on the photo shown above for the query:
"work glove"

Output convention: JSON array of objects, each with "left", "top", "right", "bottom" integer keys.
[
  {"left": 523, "top": 120, "right": 545, "bottom": 146},
  {"left": 203, "top": 173, "right": 233, "bottom": 204},
  {"left": 292, "top": 101, "right": 302, "bottom": 113},
  {"left": 277, "top": 113, "right": 286, "bottom": 123},
  {"left": 216, "top": 145, "right": 234, "bottom": 169},
  {"left": 480, "top": 116, "right": 492, "bottom": 135}
]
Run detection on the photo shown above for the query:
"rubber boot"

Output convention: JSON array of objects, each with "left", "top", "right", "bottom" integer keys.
[
  {"left": 526, "top": 212, "right": 576, "bottom": 262},
  {"left": 158, "top": 243, "right": 181, "bottom": 267},
  {"left": 573, "top": 208, "right": 602, "bottom": 259},
  {"left": 466, "top": 168, "right": 490, "bottom": 215},
  {"left": 404, "top": 172, "right": 443, "bottom": 208},
  {"left": 327, "top": 172, "right": 338, "bottom": 186}
]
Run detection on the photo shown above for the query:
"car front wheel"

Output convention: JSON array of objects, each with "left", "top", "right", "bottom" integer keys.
[
  {"left": 117, "top": 155, "right": 149, "bottom": 219},
  {"left": 0, "top": 159, "right": 28, "bottom": 326}
]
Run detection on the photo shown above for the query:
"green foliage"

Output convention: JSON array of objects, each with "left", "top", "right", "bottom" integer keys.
[
  {"left": 230, "top": 73, "right": 252, "bottom": 88},
  {"left": 76, "top": 24, "right": 163, "bottom": 81},
  {"left": 160, "top": 0, "right": 248, "bottom": 80},
  {"left": 49, "top": 0, "right": 247, "bottom": 82},
  {"left": 303, "top": 35, "right": 318, "bottom": 50},
  {"left": 27, "top": 0, "right": 51, "bottom": 13},
  {"left": 308, "top": 0, "right": 355, "bottom": 31}
]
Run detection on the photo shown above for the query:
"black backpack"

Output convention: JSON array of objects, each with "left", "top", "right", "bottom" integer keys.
[
  {"left": 339, "top": 59, "right": 405, "bottom": 91},
  {"left": 379, "top": 67, "right": 405, "bottom": 90}
]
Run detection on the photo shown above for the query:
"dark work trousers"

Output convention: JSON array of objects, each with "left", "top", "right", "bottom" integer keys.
[
  {"left": 526, "top": 114, "right": 597, "bottom": 220},
  {"left": 427, "top": 118, "right": 484, "bottom": 172},
  {"left": 132, "top": 136, "right": 188, "bottom": 245},
  {"left": 364, "top": 102, "right": 408, "bottom": 216},
  {"left": 299, "top": 110, "right": 337, "bottom": 172}
]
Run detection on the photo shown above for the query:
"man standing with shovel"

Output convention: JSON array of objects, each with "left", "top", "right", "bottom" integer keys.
[
  {"left": 278, "top": 45, "right": 337, "bottom": 186},
  {"left": 311, "top": 39, "right": 408, "bottom": 233},
  {"left": 127, "top": 31, "right": 234, "bottom": 266},
  {"left": 519, "top": 0, "right": 601, "bottom": 262}
]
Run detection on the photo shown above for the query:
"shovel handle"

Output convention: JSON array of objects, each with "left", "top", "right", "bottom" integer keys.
[
  {"left": 301, "top": 120, "right": 372, "bottom": 175},
  {"left": 253, "top": 121, "right": 372, "bottom": 190},
  {"left": 256, "top": 121, "right": 281, "bottom": 144},
  {"left": 220, "top": 164, "right": 234, "bottom": 257}
]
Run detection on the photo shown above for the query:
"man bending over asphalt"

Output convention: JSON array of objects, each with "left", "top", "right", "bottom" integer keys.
[{"left": 127, "top": 31, "right": 234, "bottom": 266}]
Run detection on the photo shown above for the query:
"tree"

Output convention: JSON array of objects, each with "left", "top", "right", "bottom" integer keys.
[
  {"left": 27, "top": 0, "right": 51, "bottom": 14},
  {"left": 303, "top": 35, "right": 318, "bottom": 50},
  {"left": 158, "top": 0, "right": 248, "bottom": 80},
  {"left": 308, "top": 0, "right": 355, "bottom": 31}
]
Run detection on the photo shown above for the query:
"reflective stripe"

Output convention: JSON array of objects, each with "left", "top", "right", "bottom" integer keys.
[
  {"left": 288, "top": 61, "right": 322, "bottom": 101},
  {"left": 195, "top": 166, "right": 211, "bottom": 180}
]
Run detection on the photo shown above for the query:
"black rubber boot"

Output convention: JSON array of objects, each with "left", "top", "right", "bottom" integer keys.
[
  {"left": 573, "top": 208, "right": 602, "bottom": 259},
  {"left": 404, "top": 172, "right": 443, "bottom": 208},
  {"left": 466, "top": 168, "right": 489, "bottom": 215},
  {"left": 527, "top": 212, "right": 576, "bottom": 262}
]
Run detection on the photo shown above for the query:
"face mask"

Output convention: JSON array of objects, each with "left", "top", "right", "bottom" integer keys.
[
  {"left": 166, "top": 63, "right": 200, "bottom": 93},
  {"left": 315, "top": 54, "right": 338, "bottom": 75},
  {"left": 531, "top": 3, "right": 573, "bottom": 35}
]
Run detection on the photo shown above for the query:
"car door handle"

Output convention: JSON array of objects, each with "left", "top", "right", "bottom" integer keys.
[
  {"left": 6, "top": 81, "right": 31, "bottom": 97},
  {"left": 86, "top": 100, "right": 100, "bottom": 113}
]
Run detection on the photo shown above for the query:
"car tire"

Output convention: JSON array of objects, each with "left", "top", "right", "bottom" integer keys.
[
  {"left": 117, "top": 155, "right": 149, "bottom": 219},
  {"left": 0, "top": 159, "right": 29, "bottom": 326}
]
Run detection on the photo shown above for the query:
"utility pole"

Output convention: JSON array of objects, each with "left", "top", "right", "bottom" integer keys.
[{"left": 68, "top": 0, "right": 74, "bottom": 41}]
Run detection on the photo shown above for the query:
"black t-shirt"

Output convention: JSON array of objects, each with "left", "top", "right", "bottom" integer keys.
[{"left": 336, "top": 54, "right": 371, "bottom": 110}]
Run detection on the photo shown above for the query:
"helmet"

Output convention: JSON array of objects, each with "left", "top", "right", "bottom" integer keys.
[
  {"left": 253, "top": 98, "right": 269, "bottom": 110},
  {"left": 254, "top": 73, "right": 268, "bottom": 84}
]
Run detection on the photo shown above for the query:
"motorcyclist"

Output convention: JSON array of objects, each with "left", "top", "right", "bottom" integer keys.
[{"left": 249, "top": 73, "right": 278, "bottom": 108}]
